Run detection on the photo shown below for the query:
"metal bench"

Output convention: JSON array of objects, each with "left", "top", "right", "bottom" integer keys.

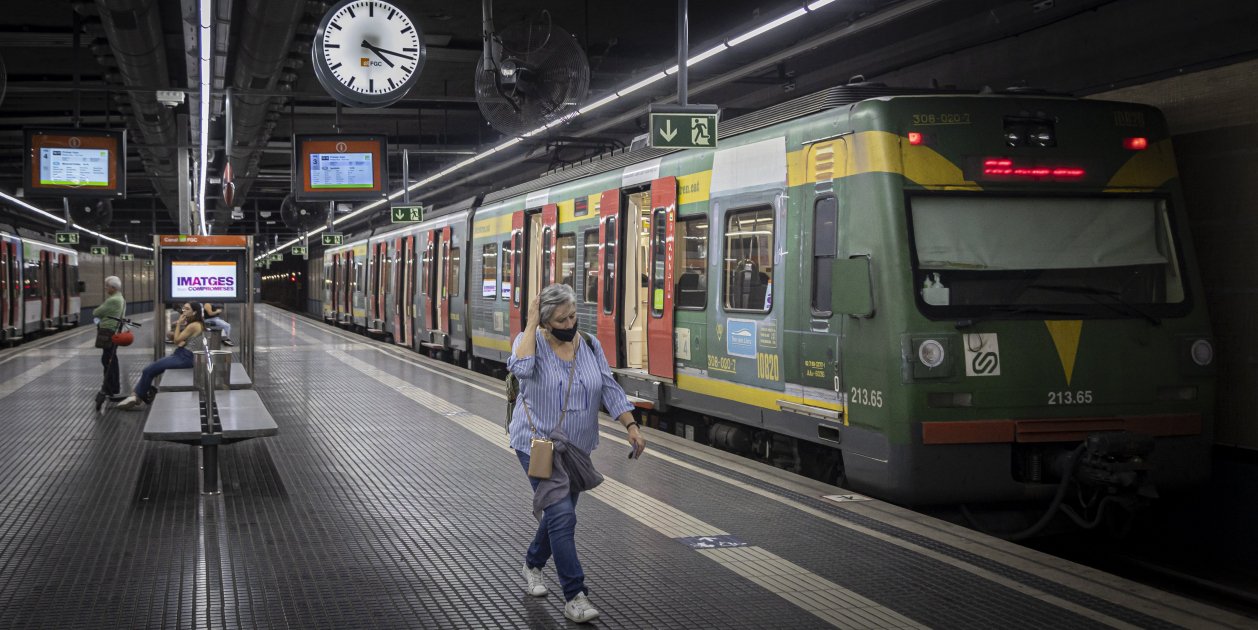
[{"left": 157, "top": 363, "right": 254, "bottom": 390}]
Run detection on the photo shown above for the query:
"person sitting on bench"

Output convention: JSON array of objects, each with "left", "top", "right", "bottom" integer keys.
[
  {"left": 203, "top": 303, "right": 233, "bottom": 346},
  {"left": 117, "top": 302, "right": 206, "bottom": 411}
]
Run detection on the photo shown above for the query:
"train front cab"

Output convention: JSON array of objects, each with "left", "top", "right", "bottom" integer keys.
[{"left": 832, "top": 96, "right": 1215, "bottom": 507}]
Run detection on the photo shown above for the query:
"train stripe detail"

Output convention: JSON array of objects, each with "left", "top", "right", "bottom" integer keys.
[
  {"left": 677, "top": 371, "right": 842, "bottom": 413},
  {"left": 921, "top": 414, "right": 1202, "bottom": 445}
]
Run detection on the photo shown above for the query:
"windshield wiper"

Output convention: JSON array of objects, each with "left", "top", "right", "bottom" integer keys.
[
  {"left": 955, "top": 305, "right": 1087, "bottom": 329},
  {"left": 1026, "top": 284, "right": 1161, "bottom": 326}
]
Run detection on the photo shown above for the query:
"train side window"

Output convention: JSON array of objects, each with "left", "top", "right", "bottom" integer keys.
[
  {"left": 675, "top": 216, "right": 708, "bottom": 310},
  {"left": 420, "top": 240, "right": 431, "bottom": 295},
  {"left": 811, "top": 196, "right": 837, "bottom": 316},
  {"left": 602, "top": 216, "right": 618, "bottom": 315},
  {"left": 723, "top": 206, "right": 774, "bottom": 313},
  {"left": 556, "top": 232, "right": 576, "bottom": 290},
  {"left": 582, "top": 229, "right": 598, "bottom": 303},
  {"left": 482, "top": 243, "right": 498, "bottom": 299},
  {"left": 650, "top": 209, "right": 668, "bottom": 317},
  {"left": 449, "top": 248, "right": 461, "bottom": 297}
]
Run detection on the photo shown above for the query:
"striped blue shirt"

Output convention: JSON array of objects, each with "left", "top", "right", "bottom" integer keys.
[{"left": 508, "top": 330, "right": 635, "bottom": 454}]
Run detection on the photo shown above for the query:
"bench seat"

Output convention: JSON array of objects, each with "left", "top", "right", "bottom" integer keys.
[
  {"left": 143, "top": 390, "right": 278, "bottom": 442},
  {"left": 157, "top": 363, "right": 253, "bottom": 391}
]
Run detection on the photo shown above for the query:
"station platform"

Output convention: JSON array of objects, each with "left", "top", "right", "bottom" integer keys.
[{"left": 0, "top": 304, "right": 1251, "bottom": 629}]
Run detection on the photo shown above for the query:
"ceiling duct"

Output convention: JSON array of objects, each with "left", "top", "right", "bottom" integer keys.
[
  {"left": 225, "top": 0, "right": 308, "bottom": 217},
  {"left": 87, "top": 0, "right": 180, "bottom": 221}
]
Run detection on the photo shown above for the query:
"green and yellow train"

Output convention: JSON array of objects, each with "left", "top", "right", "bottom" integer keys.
[{"left": 313, "top": 85, "right": 1214, "bottom": 522}]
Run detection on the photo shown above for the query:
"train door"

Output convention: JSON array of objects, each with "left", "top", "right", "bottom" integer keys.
[
  {"left": 373, "top": 242, "right": 387, "bottom": 330},
  {"left": 539, "top": 204, "right": 559, "bottom": 288},
  {"left": 39, "top": 250, "right": 51, "bottom": 324},
  {"left": 341, "top": 251, "right": 353, "bottom": 323},
  {"left": 436, "top": 226, "right": 452, "bottom": 337},
  {"left": 620, "top": 189, "right": 651, "bottom": 370},
  {"left": 647, "top": 178, "right": 677, "bottom": 379},
  {"left": 528, "top": 210, "right": 545, "bottom": 312},
  {"left": 0, "top": 241, "right": 9, "bottom": 335},
  {"left": 508, "top": 211, "right": 525, "bottom": 340},
  {"left": 58, "top": 253, "right": 70, "bottom": 323},
  {"left": 327, "top": 255, "right": 337, "bottom": 321},
  {"left": 393, "top": 236, "right": 411, "bottom": 346},
  {"left": 418, "top": 229, "right": 435, "bottom": 339},
  {"left": 596, "top": 190, "right": 621, "bottom": 365}
]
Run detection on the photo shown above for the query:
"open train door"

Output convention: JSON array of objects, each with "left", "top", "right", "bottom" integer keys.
[
  {"left": 437, "top": 226, "right": 452, "bottom": 337},
  {"left": 596, "top": 189, "right": 621, "bottom": 366},
  {"left": 508, "top": 210, "right": 526, "bottom": 341},
  {"left": 647, "top": 177, "right": 677, "bottom": 379}
]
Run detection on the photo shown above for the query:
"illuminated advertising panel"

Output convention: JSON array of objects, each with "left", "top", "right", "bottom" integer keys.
[
  {"left": 293, "top": 134, "right": 388, "bottom": 202},
  {"left": 24, "top": 128, "right": 126, "bottom": 198},
  {"left": 170, "top": 261, "right": 238, "bottom": 300}
]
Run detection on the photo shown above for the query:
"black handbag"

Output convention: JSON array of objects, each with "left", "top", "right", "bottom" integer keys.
[{"left": 94, "top": 327, "right": 114, "bottom": 349}]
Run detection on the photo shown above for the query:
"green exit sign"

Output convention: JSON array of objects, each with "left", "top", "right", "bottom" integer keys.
[
  {"left": 322, "top": 233, "right": 343, "bottom": 246},
  {"left": 56, "top": 232, "right": 80, "bottom": 245},
  {"left": 90, "top": 246, "right": 108, "bottom": 255},
  {"left": 144, "top": 259, "right": 154, "bottom": 267},
  {"left": 390, "top": 205, "right": 424, "bottom": 223},
  {"left": 119, "top": 254, "right": 134, "bottom": 261},
  {"left": 291, "top": 246, "right": 308, "bottom": 256},
  {"left": 269, "top": 253, "right": 282, "bottom": 262}
]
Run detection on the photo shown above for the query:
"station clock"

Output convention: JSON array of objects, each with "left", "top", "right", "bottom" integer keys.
[{"left": 312, "top": 0, "right": 426, "bottom": 108}]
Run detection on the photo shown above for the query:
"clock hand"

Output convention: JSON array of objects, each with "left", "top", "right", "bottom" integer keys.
[
  {"left": 361, "top": 39, "right": 416, "bottom": 62},
  {"left": 360, "top": 40, "right": 396, "bottom": 68}
]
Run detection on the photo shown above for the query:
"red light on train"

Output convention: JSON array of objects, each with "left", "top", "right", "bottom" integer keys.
[
  {"left": 907, "top": 132, "right": 924, "bottom": 146},
  {"left": 1123, "top": 137, "right": 1148, "bottom": 150},
  {"left": 982, "top": 159, "right": 1085, "bottom": 179}
]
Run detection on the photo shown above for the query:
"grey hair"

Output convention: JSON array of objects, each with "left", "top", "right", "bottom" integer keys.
[
  {"left": 104, "top": 276, "right": 122, "bottom": 291},
  {"left": 539, "top": 283, "right": 577, "bottom": 324}
]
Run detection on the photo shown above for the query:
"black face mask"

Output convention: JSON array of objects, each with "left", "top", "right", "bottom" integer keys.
[{"left": 550, "top": 320, "right": 579, "bottom": 342}]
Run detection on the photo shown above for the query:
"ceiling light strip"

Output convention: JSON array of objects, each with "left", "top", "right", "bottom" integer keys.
[
  {"left": 0, "top": 191, "right": 154, "bottom": 251},
  {"left": 257, "top": 2, "right": 830, "bottom": 257},
  {"left": 197, "top": 0, "right": 212, "bottom": 235}
]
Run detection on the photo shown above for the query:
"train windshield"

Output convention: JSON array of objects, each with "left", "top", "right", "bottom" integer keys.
[{"left": 908, "top": 195, "right": 1190, "bottom": 319}]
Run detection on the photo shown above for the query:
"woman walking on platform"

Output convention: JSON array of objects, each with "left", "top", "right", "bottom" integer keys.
[
  {"left": 117, "top": 302, "right": 205, "bottom": 411},
  {"left": 508, "top": 283, "right": 647, "bottom": 623}
]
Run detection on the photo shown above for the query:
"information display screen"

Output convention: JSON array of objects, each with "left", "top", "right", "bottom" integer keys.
[
  {"left": 293, "top": 134, "right": 388, "bottom": 201},
  {"left": 24, "top": 128, "right": 126, "bottom": 198},
  {"left": 163, "top": 248, "right": 247, "bottom": 303}
]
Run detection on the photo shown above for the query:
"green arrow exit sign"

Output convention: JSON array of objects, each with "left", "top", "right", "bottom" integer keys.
[
  {"left": 291, "top": 246, "right": 308, "bottom": 257},
  {"left": 390, "top": 205, "right": 424, "bottom": 223},
  {"left": 322, "top": 233, "right": 344, "bottom": 246},
  {"left": 648, "top": 112, "right": 718, "bottom": 149},
  {"left": 119, "top": 253, "right": 134, "bottom": 261},
  {"left": 55, "top": 232, "right": 80, "bottom": 245},
  {"left": 90, "top": 246, "right": 108, "bottom": 255}
]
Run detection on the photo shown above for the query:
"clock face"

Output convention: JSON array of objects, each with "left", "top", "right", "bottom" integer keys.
[{"left": 312, "top": 0, "right": 426, "bottom": 108}]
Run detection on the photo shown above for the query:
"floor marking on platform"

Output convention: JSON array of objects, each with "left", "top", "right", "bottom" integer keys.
[
  {"left": 273, "top": 321, "right": 927, "bottom": 629},
  {"left": 262, "top": 307, "right": 1253, "bottom": 629}
]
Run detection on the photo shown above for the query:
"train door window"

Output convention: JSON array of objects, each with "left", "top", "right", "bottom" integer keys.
[
  {"left": 582, "top": 229, "right": 598, "bottom": 303},
  {"left": 437, "top": 240, "right": 449, "bottom": 299},
  {"left": 811, "top": 196, "right": 837, "bottom": 316},
  {"left": 541, "top": 225, "right": 554, "bottom": 287},
  {"left": 556, "top": 232, "right": 576, "bottom": 290},
  {"left": 482, "top": 243, "right": 498, "bottom": 299},
  {"left": 421, "top": 239, "right": 431, "bottom": 295},
  {"left": 450, "top": 247, "right": 461, "bottom": 297},
  {"left": 675, "top": 216, "right": 708, "bottom": 310},
  {"left": 650, "top": 208, "right": 667, "bottom": 317},
  {"left": 512, "top": 232, "right": 523, "bottom": 307},
  {"left": 602, "top": 216, "right": 617, "bottom": 314},
  {"left": 723, "top": 206, "right": 774, "bottom": 313},
  {"left": 24, "top": 261, "right": 39, "bottom": 299},
  {"left": 501, "top": 239, "right": 512, "bottom": 301},
  {"left": 71, "top": 263, "right": 81, "bottom": 297}
]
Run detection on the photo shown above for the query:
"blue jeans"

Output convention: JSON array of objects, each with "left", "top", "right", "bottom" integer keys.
[
  {"left": 135, "top": 347, "right": 194, "bottom": 399},
  {"left": 204, "top": 316, "right": 231, "bottom": 340},
  {"left": 516, "top": 450, "right": 586, "bottom": 601}
]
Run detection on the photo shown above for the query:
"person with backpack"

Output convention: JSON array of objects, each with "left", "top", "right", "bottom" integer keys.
[{"left": 507, "top": 283, "right": 645, "bottom": 624}]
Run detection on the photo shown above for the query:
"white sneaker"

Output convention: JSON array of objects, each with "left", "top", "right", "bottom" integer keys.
[
  {"left": 563, "top": 592, "right": 599, "bottom": 623},
  {"left": 521, "top": 563, "right": 548, "bottom": 597},
  {"left": 116, "top": 395, "right": 143, "bottom": 410}
]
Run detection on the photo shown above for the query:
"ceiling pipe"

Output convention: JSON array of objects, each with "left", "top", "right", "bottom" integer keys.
[
  {"left": 86, "top": 0, "right": 180, "bottom": 221},
  {"left": 225, "top": 0, "right": 307, "bottom": 219}
]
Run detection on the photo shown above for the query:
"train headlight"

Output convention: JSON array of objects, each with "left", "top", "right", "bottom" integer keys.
[
  {"left": 918, "top": 339, "right": 946, "bottom": 368},
  {"left": 1190, "top": 339, "right": 1214, "bottom": 367}
]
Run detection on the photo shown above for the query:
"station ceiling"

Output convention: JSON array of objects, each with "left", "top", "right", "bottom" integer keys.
[{"left": 0, "top": 0, "right": 1253, "bottom": 246}]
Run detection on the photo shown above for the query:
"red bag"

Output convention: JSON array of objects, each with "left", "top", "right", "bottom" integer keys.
[{"left": 112, "top": 330, "right": 135, "bottom": 346}]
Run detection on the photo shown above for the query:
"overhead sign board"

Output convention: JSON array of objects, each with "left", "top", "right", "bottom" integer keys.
[
  {"left": 390, "top": 205, "right": 424, "bottom": 224},
  {"left": 648, "top": 109, "right": 719, "bottom": 149},
  {"left": 55, "top": 232, "right": 80, "bottom": 245},
  {"left": 291, "top": 246, "right": 308, "bottom": 257},
  {"left": 269, "top": 253, "right": 283, "bottom": 262},
  {"left": 90, "top": 246, "right": 108, "bottom": 255},
  {"left": 119, "top": 253, "right": 134, "bottom": 261},
  {"left": 322, "top": 233, "right": 344, "bottom": 246}
]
